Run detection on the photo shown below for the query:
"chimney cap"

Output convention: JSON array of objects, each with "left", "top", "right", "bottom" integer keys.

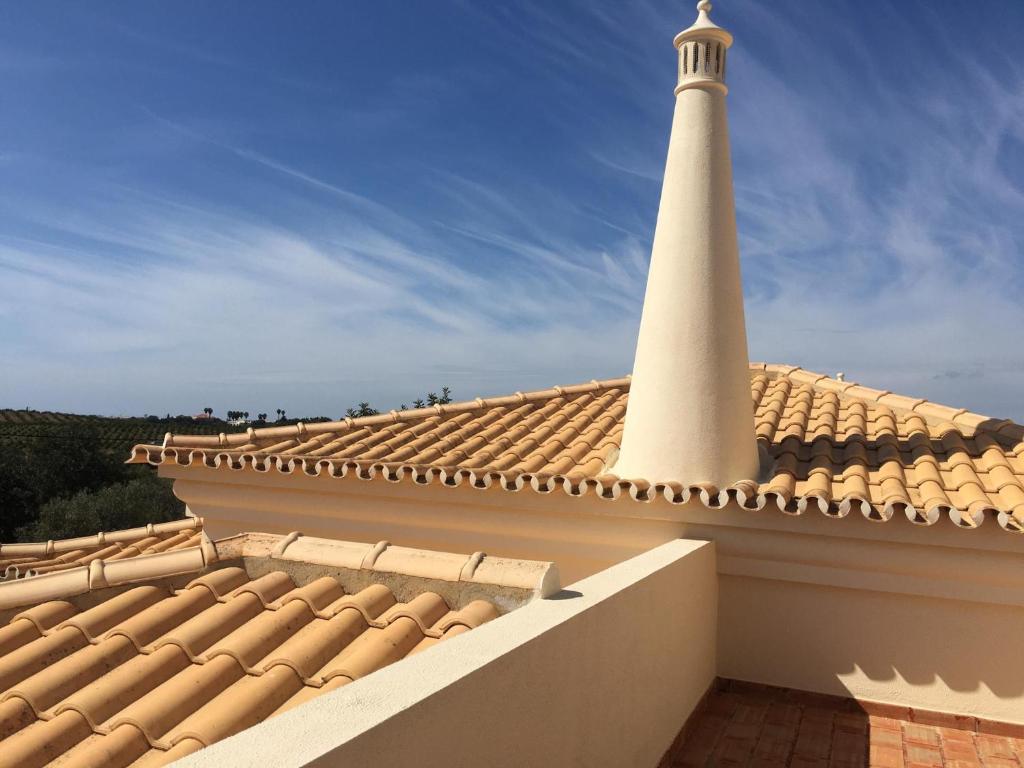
[{"left": 674, "top": 0, "right": 733, "bottom": 49}]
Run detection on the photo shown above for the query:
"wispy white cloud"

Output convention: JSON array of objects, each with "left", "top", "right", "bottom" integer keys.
[
  {"left": 0, "top": 155, "right": 644, "bottom": 416},
  {"left": 1, "top": 0, "right": 1022, "bottom": 422},
  {"left": 460, "top": 0, "right": 1024, "bottom": 418}
]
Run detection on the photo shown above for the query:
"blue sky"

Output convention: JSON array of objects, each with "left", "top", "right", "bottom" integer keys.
[{"left": 1, "top": 0, "right": 1022, "bottom": 420}]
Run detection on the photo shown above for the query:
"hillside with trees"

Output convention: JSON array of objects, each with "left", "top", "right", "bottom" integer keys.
[{"left": 0, "top": 387, "right": 452, "bottom": 542}]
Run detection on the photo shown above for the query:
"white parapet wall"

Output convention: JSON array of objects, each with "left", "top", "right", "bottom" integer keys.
[
  {"left": 718, "top": 572, "right": 1024, "bottom": 726},
  {"left": 177, "top": 538, "right": 718, "bottom": 768}
]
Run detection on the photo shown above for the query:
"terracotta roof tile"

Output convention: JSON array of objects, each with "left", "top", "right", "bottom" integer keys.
[
  {"left": 0, "top": 519, "right": 204, "bottom": 582},
  {"left": 0, "top": 526, "right": 557, "bottom": 624},
  {"left": 0, "top": 564, "right": 506, "bottom": 767},
  {"left": 130, "top": 366, "right": 1024, "bottom": 533}
]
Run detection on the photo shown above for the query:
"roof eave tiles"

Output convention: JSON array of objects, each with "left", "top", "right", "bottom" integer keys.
[{"left": 129, "top": 365, "right": 1024, "bottom": 534}]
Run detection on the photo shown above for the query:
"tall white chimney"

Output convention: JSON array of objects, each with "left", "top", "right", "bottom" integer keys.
[{"left": 613, "top": 1, "right": 759, "bottom": 486}]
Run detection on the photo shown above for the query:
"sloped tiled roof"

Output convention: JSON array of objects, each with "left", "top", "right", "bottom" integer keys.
[
  {"left": 0, "top": 570, "right": 498, "bottom": 767},
  {"left": 130, "top": 365, "right": 1024, "bottom": 533},
  {"left": 0, "top": 519, "right": 204, "bottom": 581},
  {"left": 0, "top": 534, "right": 554, "bottom": 767}
]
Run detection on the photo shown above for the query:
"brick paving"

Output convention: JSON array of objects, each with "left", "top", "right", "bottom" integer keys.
[{"left": 663, "top": 682, "right": 1024, "bottom": 767}]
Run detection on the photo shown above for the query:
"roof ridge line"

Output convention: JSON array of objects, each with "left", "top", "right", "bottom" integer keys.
[
  {"left": 134, "top": 364, "right": 1021, "bottom": 454},
  {"left": 153, "top": 376, "right": 634, "bottom": 451},
  {"left": 0, "top": 517, "right": 202, "bottom": 558},
  {"left": 0, "top": 544, "right": 211, "bottom": 611}
]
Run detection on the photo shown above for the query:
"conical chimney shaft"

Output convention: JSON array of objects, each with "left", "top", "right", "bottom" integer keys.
[{"left": 613, "top": 1, "right": 759, "bottom": 487}]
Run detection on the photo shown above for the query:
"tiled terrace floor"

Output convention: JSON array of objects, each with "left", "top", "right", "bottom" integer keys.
[{"left": 663, "top": 682, "right": 1024, "bottom": 767}]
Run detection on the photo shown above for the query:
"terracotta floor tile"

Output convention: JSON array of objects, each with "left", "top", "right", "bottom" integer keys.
[
  {"left": 712, "top": 735, "right": 757, "bottom": 765},
  {"left": 869, "top": 744, "right": 905, "bottom": 768},
  {"left": 976, "top": 736, "right": 1017, "bottom": 759},
  {"left": 940, "top": 729, "right": 978, "bottom": 745},
  {"left": 687, "top": 715, "right": 730, "bottom": 750},
  {"left": 871, "top": 728, "right": 904, "bottom": 751},
  {"left": 762, "top": 722, "right": 800, "bottom": 743},
  {"left": 831, "top": 730, "right": 869, "bottom": 767},
  {"left": 768, "top": 703, "right": 805, "bottom": 728},
  {"left": 794, "top": 729, "right": 835, "bottom": 761},
  {"left": 734, "top": 702, "right": 769, "bottom": 723},
  {"left": 942, "top": 742, "right": 981, "bottom": 765},
  {"left": 1013, "top": 739, "right": 1024, "bottom": 761},
  {"left": 724, "top": 720, "right": 762, "bottom": 741},
  {"left": 904, "top": 743, "right": 944, "bottom": 766},
  {"left": 835, "top": 714, "right": 870, "bottom": 735},
  {"left": 755, "top": 736, "right": 796, "bottom": 762},
  {"left": 672, "top": 685, "right": 1019, "bottom": 768},
  {"left": 978, "top": 758, "right": 1019, "bottom": 768},
  {"left": 904, "top": 724, "right": 942, "bottom": 747},
  {"left": 706, "top": 692, "right": 743, "bottom": 718},
  {"left": 804, "top": 707, "right": 840, "bottom": 725}
]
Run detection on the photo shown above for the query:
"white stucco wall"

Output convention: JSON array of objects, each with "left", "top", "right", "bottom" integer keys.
[
  {"left": 719, "top": 574, "right": 1024, "bottom": 725},
  {"left": 177, "top": 539, "right": 718, "bottom": 768}
]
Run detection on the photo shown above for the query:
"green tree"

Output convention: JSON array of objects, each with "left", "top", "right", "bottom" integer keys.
[
  {"left": 346, "top": 386, "right": 452, "bottom": 419},
  {"left": 19, "top": 472, "right": 184, "bottom": 541},
  {"left": 345, "top": 402, "right": 379, "bottom": 418},
  {"left": 426, "top": 387, "right": 452, "bottom": 406},
  {"left": 0, "top": 426, "right": 125, "bottom": 540}
]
